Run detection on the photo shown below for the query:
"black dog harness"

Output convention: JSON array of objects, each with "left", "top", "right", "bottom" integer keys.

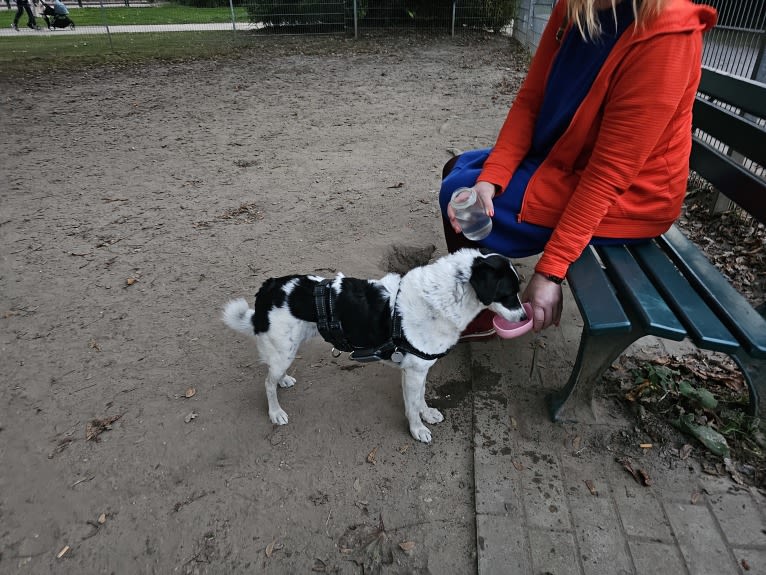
[{"left": 313, "top": 279, "right": 450, "bottom": 363}]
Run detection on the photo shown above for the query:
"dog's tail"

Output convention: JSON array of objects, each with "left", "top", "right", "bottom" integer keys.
[{"left": 222, "top": 298, "right": 255, "bottom": 336}]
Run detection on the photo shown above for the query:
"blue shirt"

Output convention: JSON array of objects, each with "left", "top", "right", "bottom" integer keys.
[{"left": 504, "top": 1, "right": 635, "bottom": 212}]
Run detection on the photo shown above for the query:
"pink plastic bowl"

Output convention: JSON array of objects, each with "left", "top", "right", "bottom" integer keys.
[{"left": 493, "top": 302, "right": 534, "bottom": 339}]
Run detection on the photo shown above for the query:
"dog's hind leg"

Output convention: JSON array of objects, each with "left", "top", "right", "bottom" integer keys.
[{"left": 401, "top": 367, "right": 433, "bottom": 443}]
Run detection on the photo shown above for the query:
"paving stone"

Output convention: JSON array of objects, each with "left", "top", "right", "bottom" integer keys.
[
  {"left": 474, "top": 461, "right": 522, "bottom": 516},
  {"left": 612, "top": 479, "right": 674, "bottom": 540},
  {"left": 519, "top": 452, "right": 571, "bottom": 531},
  {"left": 708, "top": 491, "right": 766, "bottom": 548},
  {"left": 476, "top": 514, "right": 531, "bottom": 575},
  {"left": 569, "top": 495, "right": 633, "bottom": 575},
  {"left": 528, "top": 528, "right": 581, "bottom": 575},
  {"left": 732, "top": 547, "right": 766, "bottom": 575},
  {"left": 664, "top": 502, "right": 740, "bottom": 574},
  {"left": 628, "top": 539, "right": 687, "bottom": 574}
]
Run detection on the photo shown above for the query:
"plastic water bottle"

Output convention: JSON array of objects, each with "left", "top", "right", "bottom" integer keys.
[{"left": 450, "top": 187, "right": 492, "bottom": 241}]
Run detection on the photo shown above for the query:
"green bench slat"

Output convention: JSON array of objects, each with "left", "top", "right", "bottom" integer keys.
[
  {"left": 688, "top": 140, "right": 766, "bottom": 224},
  {"left": 659, "top": 225, "right": 766, "bottom": 358},
  {"left": 566, "top": 246, "right": 631, "bottom": 336},
  {"left": 692, "top": 98, "right": 766, "bottom": 168},
  {"left": 698, "top": 67, "right": 766, "bottom": 119},
  {"left": 630, "top": 241, "right": 740, "bottom": 353},
  {"left": 597, "top": 245, "right": 686, "bottom": 341}
]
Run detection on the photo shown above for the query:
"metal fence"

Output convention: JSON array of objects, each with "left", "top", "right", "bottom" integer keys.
[
  {"left": 694, "top": 0, "right": 766, "bottom": 82},
  {"left": 0, "top": 0, "right": 517, "bottom": 42},
  {"left": 511, "top": 0, "right": 552, "bottom": 54}
]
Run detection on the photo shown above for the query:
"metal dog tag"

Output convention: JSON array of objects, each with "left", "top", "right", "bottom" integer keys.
[{"left": 390, "top": 350, "right": 404, "bottom": 363}]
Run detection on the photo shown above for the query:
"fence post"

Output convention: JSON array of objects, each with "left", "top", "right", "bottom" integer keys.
[
  {"left": 751, "top": 29, "right": 765, "bottom": 84},
  {"left": 228, "top": 0, "right": 236, "bottom": 31},
  {"left": 353, "top": 0, "right": 358, "bottom": 38},
  {"left": 451, "top": 0, "right": 455, "bottom": 37},
  {"left": 98, "top": 0, "right": 113, "bottom": 52}
]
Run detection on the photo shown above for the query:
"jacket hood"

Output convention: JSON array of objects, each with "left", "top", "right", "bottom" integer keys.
[{"left": 633, "top": 0, "right": 718, "bottom": 39}]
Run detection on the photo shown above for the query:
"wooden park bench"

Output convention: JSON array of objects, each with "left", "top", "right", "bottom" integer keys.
[{"left": 547, "top": 67, "right": 766, "bottom": 422}]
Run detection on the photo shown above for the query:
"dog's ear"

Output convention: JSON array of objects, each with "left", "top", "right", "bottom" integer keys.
[{"left": 469, "top": 255, "right": 509, "bottom": 305}]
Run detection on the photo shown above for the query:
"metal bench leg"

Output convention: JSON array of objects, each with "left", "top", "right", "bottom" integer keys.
[
  {"left": 732, "top": 351, "right": 766, "bottom": 421},
  {"left": 546, "top": 327, "right": 640, "bottom": 422}
]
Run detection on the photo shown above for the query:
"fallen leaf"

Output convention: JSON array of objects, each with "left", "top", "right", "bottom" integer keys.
[
  {"left": 742, "top": 558, "right": 751, "bottom": 571},
  {"left": 724, "top": 457, "right": 745, "bottom": 486},
  {"left": 126, "top": 277, "right": 137, "bottom": 286},
  {"left": 89, "top": 339, "right": 101, "bottom": 352},
  {"left": 184, "top": 411, "right": 198, "bottom": 423},
  {"left": 399, "top": 541, "right": 416, "bottom": 553},
  {"left": 584, "top": 480, "right": 598, "bottom": 496},
  {"left": 510, "top": 417, "right": 518, "bottom": 430},
  {"left": 512, "top": 460, "right": 524, "bottom": 471},
  {"left": 690, "top": 490, "right": 701, "bottom": 504},
  {"left": 679, "top": 444, "right": 693, "bottom": 460},
  {"left": 85, "top": 414, "right": 123, "bottom": 442},
  {"left": 184, "top": 387, "right": 196, "bottom": 398},
  {"left": 312, "top": 558, "right": 327, "bottom": 572},
  {"left": 97, "top": 513, "right": 106, "bottom": 525},
  {"left": 57, "top": 545, "right": 70, "bottom": 559},
  {"left": 572, "top": 435, "right": 582, "bottom": 451},
  {"left": 367, "top": 447, "right": 378, "bottom": 465},
  {"left": 265, "top": 539, "right": 283, "bottom": 558},
  {"left": 637, "top": 469, "right": 653, "bottom": 486}
]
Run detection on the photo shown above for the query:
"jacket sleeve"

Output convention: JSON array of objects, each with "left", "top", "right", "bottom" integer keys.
[
  {"left": 534, "top": 30, "right": 701, "bottom": 279},
  {"left": 477, "top": 0, "right": 569, "bottom": 192}
]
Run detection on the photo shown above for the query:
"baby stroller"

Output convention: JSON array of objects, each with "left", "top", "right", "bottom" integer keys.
[{"left": 40, "top": 0, "right": 74, "bottom": 30}]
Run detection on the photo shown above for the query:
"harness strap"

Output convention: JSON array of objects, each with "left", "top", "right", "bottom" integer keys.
[
  {"left": 314, "top": 279, "right": 355, "bottom": 352},
  {"left": 314, "top": 279, "right": 450, "bottom": 362},
  {"left": 391, "top": 311, "right": 450, "bottom": 361}
]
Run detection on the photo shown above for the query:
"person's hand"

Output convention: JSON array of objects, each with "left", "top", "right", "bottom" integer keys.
[
  {"left": 522, "top": 272, "right": 563, "bottom": 332},
  {"left": 446, "top": 180, "right": 496, "bottom": 235}
]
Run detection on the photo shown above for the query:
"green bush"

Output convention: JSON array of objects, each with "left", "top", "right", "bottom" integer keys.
[
  {"left": 246, "top": 0, "right": 344, "bottom": 28},
  {"left": 461, "top": 0, "right": 517, "bottom": 33},
  {"left": 173, "top": 0, "right": 243, "bottom": 8}
]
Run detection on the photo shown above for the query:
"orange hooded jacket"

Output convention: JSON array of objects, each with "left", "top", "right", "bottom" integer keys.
[{"left": 478, "top": 0, "right": 717, "bottom": 279}]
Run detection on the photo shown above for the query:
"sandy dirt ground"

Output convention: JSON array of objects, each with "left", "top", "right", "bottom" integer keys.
[{"left": 0, "top": 35, "right": 529, "bottom": 573}]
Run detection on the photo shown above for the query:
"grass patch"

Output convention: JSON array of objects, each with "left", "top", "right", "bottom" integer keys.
[
  {"left": 0, "top": 31, "right": 251, "bottom": 76},
  {"left": 2, "top": 5, "right": 249, "bottom": 26}
]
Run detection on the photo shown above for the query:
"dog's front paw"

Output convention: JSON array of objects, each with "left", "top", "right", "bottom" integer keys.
[
  {"left": 269, "top": 409, "right": 289, "bottom": 425},
  {"left": 421, "top": 407, "right": 444, "bottom": 424},
  {"left": 409, "top": 424, "right": 432, "bottom": 444},
  {"left": 279, "top": 375, "right": 296, "bottom": 388}
]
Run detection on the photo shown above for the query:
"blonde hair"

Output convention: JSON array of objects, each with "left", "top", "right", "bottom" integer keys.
[{"left": 567, "top": 0, "right": 668, "bottom": 40}]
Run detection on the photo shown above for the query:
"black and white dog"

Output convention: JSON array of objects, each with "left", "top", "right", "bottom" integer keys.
[{"left": 222, "top": 248, "right": 525, "bottom": 443}]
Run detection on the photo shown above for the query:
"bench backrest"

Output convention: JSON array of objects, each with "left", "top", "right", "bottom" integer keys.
[{"left": 690, "top": 67, "right": 766, "bottom": 224}]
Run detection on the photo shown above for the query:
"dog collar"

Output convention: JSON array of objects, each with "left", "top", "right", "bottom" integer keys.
[{"left": 313, "top": 280, "right": 450, "bottom": 364}]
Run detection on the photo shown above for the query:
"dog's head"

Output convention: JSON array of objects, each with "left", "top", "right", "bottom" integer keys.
[{"left": 469, "top": 252, "right": 526, "bottom": 322}]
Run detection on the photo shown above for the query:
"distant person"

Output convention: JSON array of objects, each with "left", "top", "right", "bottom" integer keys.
[
  {"left": 39, "top": 0, "right": 67, "bottom": 28},
  {"left": 12, "top": 0, "right": 39, "bottom": 29}
]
